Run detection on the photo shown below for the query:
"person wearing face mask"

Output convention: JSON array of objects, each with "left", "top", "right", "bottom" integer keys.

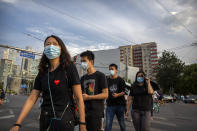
[
  {"left": 80, "top": 50, "right": 108, "bottom": 131},
  {"left": 126, "top": 71, "right": 154, "bottom": 131},
  {"left": 10, "top": 35, "right": 86, "bottom": 131},
  {"left": 105, "top": 64, "right": 126, "bottom": 131}
]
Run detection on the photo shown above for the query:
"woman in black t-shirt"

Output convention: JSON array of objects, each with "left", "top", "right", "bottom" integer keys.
[
  {"left": 126, "top": 71, "right": 154, "bottom": 131},
  {"left": 10, "top": 35, "right": 86, "bottom": 131}
]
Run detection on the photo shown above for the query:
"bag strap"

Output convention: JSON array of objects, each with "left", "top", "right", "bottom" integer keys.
[
  {"left": 47, "top": 71, "right": 69, "bottom": 120},
  {"left": 47, "top": 71, "right": 57, "bottom": 118}
]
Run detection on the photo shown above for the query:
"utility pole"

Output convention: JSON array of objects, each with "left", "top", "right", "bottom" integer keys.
[{"left": 125, "top": 53, "right": 128, "bottom": 82}]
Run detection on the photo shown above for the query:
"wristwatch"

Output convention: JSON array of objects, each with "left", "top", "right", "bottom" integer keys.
[
  {"left": 14, "top": 124, "right": 22, "bottom": 128},
  {"left": 79, "top": 121, "right": 86, "bottom": 125}
]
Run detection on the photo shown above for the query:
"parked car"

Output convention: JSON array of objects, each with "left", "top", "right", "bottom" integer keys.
[
  {"left": 184, "top": 95, "right": 197, "bottom": 104},
  {"left": 163, "top": 95, "right": 174, "bottom": 103}
]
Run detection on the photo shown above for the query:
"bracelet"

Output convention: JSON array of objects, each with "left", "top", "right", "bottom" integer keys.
[
  {"left": 79, "top": 121, "right": 86, "bottom": 125},
  {"left": 14, "top": 124, "right": 22, "bottom": 128}
]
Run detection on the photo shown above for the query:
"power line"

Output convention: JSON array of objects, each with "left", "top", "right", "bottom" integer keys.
[
  {"left": 157, "top": 43, "right": 195, "bottom": 54},
  {"left": 167, "top": 44, "right": 193, "bottom": 51},
  {"left": 177, "top": 47, "right": 197, "bottom": 64},
  {"left": 155, "top": 0, "right": 197, "bottom": 40},
  {"left": 157, "top": 43, "right": 197, "bottom": 63},
  {"left": 33, "top": 0, "right": 137, "bottom": 45},
  {"left": 23, "top": 33, "right": 44, "bottom": 42},
  {"left": 1, "top": 22, "right": 44, "bottom": 42},
  {"left": 1, "top": 22, "right": 83, "bottom": 56}
]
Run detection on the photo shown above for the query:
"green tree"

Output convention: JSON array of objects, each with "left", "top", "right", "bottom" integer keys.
[
  {"left": 177, "top": 64, "right": 197, "bottom": 95},
  {"left": 156, "top": 50, "right": 185, "bottom": 94},
  {"left": 0, "top": 82, "right": 3, "bottom": 89},
  {"left": 128, "top": 79, "right": 131, "bottom": 84}
]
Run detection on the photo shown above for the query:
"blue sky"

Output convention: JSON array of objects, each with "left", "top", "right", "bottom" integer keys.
[{"left": 0, "top": 0, "right": 197, "bottom": 64}]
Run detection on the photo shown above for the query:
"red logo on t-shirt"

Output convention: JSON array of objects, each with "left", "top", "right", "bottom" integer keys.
[{"left": 54, "top": 80, "right": 60, "bottom": 85}]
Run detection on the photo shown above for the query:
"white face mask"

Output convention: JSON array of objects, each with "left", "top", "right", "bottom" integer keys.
[
  {"left": 81, "top": 62, "right": 89, "bottom": 70},
  {"left": 110, "top": 70, "right": 115, "bottom": 76}
]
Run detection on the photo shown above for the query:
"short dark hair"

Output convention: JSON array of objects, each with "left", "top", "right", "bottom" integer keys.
[
  {"left": 109, "top": 63, "right": 118, "bottom": 70},
  {"left": 80, "top": 50, "right": 95, "bottom": 62}
]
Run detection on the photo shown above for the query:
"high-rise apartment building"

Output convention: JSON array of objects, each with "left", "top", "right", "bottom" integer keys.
[
  {"left": 119, "top": 45, "right": 134, "bottom": 67},
  {"left": 0, "top": 49, "right": 17, "bottom": 64},
  {"left": 133, "top": 44, "right": 143, "bottom": 69},
  {"left": 119, "top": 42, "right": 158, "bottom": 80},
  {"left": 141, "top": 42, "right": 158, "bottom": 80},
  {"left": 30, "top": 59, "right": 40, "bottom": 76},
  {"left": 0, "top": 59, "right": 13, "bottom": 83}
]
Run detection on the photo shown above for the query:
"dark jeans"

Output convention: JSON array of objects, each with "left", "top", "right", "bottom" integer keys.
[
  {"left": 132, "top": 109, "right": 151, "bottom": 131},
  {"left": 105, "top": 106, "right": 126, "bottom": 131},
  {"left": 86, "top": 114, "right": 102, "bottom": 131}
]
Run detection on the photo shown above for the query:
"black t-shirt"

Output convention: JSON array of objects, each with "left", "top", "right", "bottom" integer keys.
[
  {"left": 81, "top": 71, "right": 108, "bottom": 116},
  {"left": 34, "top": 63, "right": 80, "bottom": 111},
  {"left": 107, "top": 76, "right": 126, "bottom": 106},
  {"left": 129, "top": 83, "right": 152, "bottom": 111}
]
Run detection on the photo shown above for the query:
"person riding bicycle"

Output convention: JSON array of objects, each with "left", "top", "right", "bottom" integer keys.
[
  {"left": 153, "top": 91, "right": 160, "bottom": 103},
  {"left": 153, "top": 91, "right": 160, "bottom": 113}
]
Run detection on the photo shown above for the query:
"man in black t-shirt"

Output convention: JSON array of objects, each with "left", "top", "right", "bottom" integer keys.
[
  {"left": 80, "top": 50, "right": 108, "bottom": 131},
  {"left": 105, "top": 64, "right": 126, "bottom": 131}
]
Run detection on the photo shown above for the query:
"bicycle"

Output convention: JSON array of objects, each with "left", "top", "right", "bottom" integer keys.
[
  {"left": 153, "top": 102, "right": 159, "bottom": 113},
  {"left": 159, "top": 99, "right": 165, "bottom": 105}
]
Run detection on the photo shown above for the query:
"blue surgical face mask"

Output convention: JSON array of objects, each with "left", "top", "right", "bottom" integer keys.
[
  {"left": 137, "top": 77, "right": 144, "bottom": 83},
  {"left": 44, "top": 45, "right": 60, "bottom": 59},
  {"left": 81, "top": 62, "right": 89, "bottom": 70},
  {"left": 110, "top": 70, "right": 115, "bottom": 76}
]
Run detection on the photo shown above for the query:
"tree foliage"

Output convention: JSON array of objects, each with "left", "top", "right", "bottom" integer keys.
[
  {"left": 0, "top": 82, "right": 3, "bottom": 89},
  {"left": 177, "top": 64, "right": 197, "bottom": 95},
  {"left": 156, "top": 50, "right": 185, "bottom": 93}
]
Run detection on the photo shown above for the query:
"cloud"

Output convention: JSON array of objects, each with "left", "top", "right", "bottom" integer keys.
[
  {"left": 25, "top": 25, "right": 96, "bottom": 46},
  {"left": 171, "top": 12, "right": 178, "bottom": 15},
  {"left": 0, "top": 0, "right": 17, "bottom": 4},
  {"left": 158, "top": 0, "right": 197, "bottom": 35},
  {"left": 0, "top": 0, "right": 197, "bottom": 64},
  {"left": 25, "top": 25, "right": 116, "bottom": 56},
  {"left": 26, "top": 27, "right": 48, "bottom": 38},
  {"left": 67, "top": 42, "right": 115, "bottom": 56}
]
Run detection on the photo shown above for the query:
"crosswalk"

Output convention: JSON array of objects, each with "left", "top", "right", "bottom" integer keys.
[
  {"left": 151, "top": 119, "right": 177, "bottom": 127},
  {"left": 1, "top": 108, "right": 177, "bottom": 130},
  {"left": 112, "top": 115, "right": 177, "bottom": 131},
  {"left": 0, "top": 109, "right": 15, "bottom": 120}
]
